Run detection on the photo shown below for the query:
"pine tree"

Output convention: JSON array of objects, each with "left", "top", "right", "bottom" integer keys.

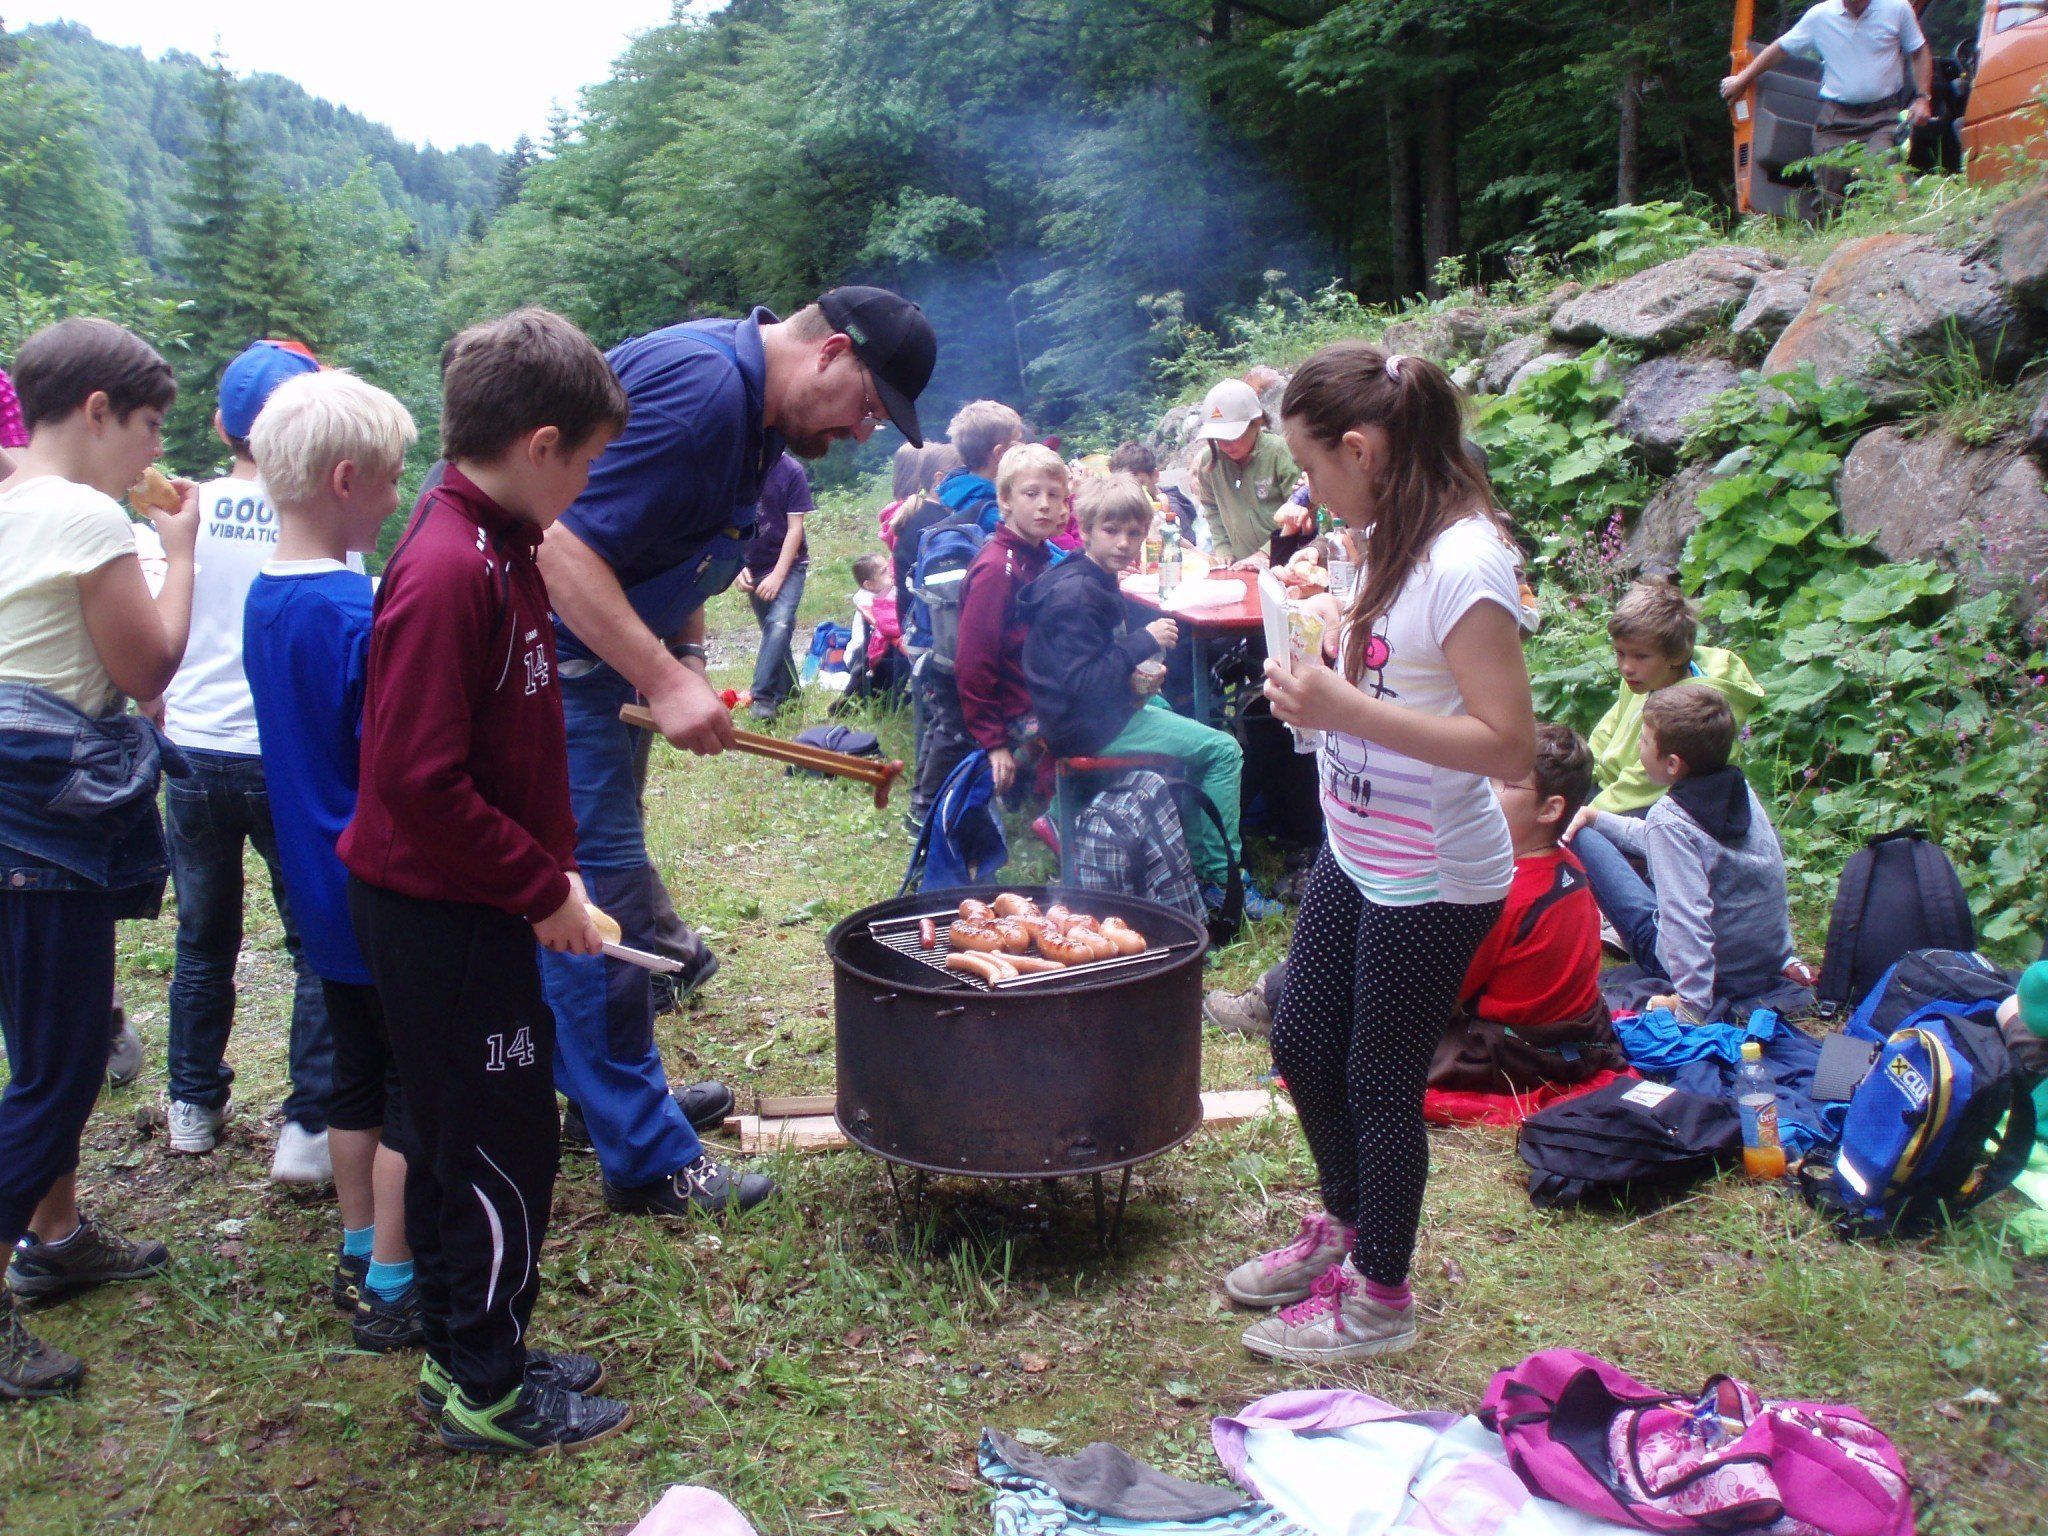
[
  {"left": 497, "top": 134, "right": 537, "bottom": 209},
  {"left": 165, "top": 47, "right": 256, "bottom": 465},
  {"left": 224, "top": 192, "right": 327, "bottom": 349}
]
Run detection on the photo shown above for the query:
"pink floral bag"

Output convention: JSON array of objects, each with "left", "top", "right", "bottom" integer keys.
[{"left": 1481, "top": 1349, "right": 1914, "bottom": 1535}]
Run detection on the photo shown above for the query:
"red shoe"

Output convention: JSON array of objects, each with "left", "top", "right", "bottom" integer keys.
[{"left": 1030, "top": 815, "right": 1061, "bottom": 857}]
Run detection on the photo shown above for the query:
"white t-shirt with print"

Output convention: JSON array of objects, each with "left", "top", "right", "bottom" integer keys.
[
  {"left": 0, "top": 475, "right": 139, "bottom": 716},
  {"left": 164, "top": 475, "right": 281, "bottom": 753},
  {"left": 1318, "top": 515, "right": 1520, "bottom": 906}
]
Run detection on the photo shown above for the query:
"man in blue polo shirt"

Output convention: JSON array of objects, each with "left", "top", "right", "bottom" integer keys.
[
  {"left": 536, "top": 288, "right": 936, "bottom": 1220},
  {"left": 1722, "top": 0, "right": 1932, "bottom": 211}
]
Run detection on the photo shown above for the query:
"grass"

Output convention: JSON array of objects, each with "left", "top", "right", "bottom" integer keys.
[{"left": 4, "top": 488, "right": 2046, "bottom": 1535}]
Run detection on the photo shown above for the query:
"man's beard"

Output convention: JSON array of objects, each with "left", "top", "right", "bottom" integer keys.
[{"left": 784, "top": 432, "right": 835, "bottom": 460}]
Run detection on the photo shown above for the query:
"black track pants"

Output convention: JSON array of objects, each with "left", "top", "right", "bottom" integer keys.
[{"left": 348, "top": 880, "right": 559, "bottom": 1403}]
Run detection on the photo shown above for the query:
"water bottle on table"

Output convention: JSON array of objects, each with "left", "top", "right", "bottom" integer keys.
[{"left": 1736, "top": 1041, "right": 1786, "bottom": 1181}]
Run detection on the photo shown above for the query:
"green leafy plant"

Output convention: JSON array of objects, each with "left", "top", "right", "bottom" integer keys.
[
  {"left": 1567, "top": 200, "right": 1717, "bottom": 280},
  {"left": 1470, "top": 346, "right": 1648, "bottom": 563}
]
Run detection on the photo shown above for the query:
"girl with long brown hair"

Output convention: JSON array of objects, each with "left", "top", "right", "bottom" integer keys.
[{"left": 1223, "top": 341, "right": 1535, "bottom": 1365}]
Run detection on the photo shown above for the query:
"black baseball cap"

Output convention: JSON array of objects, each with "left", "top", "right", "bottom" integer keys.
[{"left": 818, "top": 286, "right": 936, "bottom": 446}]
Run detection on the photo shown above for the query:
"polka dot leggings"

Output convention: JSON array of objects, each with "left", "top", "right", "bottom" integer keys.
[{"left": 1271, "top": 847, "right": 1502, "bottom": 1286}]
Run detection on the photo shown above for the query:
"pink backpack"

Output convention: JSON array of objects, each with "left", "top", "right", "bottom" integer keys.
[{"left": 1479, "top": 1349, "right": 1914, "bottom": 1536}]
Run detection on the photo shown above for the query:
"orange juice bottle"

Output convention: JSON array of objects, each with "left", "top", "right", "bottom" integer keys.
[{"left": 1736, "top": 1042, "right": 1787, "bottom": 1180}]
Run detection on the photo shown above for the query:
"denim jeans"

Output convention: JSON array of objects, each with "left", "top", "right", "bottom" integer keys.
[
  {"left": 747, "top": 561, "right": 808, "bottom": 708},
  {"left": 165, "top": 748, "right": 332, "bottom": 1128},
  {"left": 536, "top": 665, "right": 703, "bottom": 1186},
  {"left": 1571, "top": 825, "right": 1661, "bottom": 967}
]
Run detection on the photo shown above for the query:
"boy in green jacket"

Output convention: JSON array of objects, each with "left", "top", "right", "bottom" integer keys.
[{"left": 1580, "top": 577, "right": 1763, "bottom": 819}]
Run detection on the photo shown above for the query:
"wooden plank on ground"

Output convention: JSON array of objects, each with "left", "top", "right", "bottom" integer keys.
[{"left": 726, "top": 1088, "right": 1293, "bottom": 1157}]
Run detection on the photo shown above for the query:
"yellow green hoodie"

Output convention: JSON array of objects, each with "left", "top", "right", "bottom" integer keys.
[{"left": 1587, "top": 645, "right": 1766, "bottom": 814}]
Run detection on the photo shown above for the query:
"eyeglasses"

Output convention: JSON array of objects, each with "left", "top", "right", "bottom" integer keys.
[
  {"left": 856, "top": 363, "right": 888, "bottom": 432},
  {"left": 1496, "top": 780, "right": 1540, "bottom": 795}
]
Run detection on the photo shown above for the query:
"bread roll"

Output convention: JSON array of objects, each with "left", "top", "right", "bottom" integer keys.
[
  {"left": 128, "top": 465, "right": 181, "bottom": 516},
  {"left": 585, "top": 903, "right": 622, "bottom": 944}
]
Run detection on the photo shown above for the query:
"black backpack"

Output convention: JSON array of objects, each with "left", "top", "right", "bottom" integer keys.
[
  {"left": 1816, "top": 829, "right": 1975, "bottom": 1014},
  {"left": 1517, "top": 1078, "right": 1741, "bottom": 1209}
]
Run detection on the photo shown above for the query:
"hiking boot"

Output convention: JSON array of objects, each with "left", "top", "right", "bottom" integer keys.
[
  {"left": 331, "top": 1251, "right": 369, "bottom": 1313},
  {"left": 0, "top": 1292, "right": 84, "bottom": 1400},
  {"left": 438, "top": 1378, "right": 632, "bottom": 1456},
  {"left": 167, "top": 1097, "right": 231, "bottom": 1154},
  {"left": 418, "top": 1350, "right": 606, "bottom": 1414},
  {"left": 269, "top": 1122, "right": 332, "bottom": 1186},
  {"left": 107, "top": 1019, "right": 144, "bottom": 1088},
  {"left": 602, "top": 1152, "right": 777, "bottom": 1218},
  {"left": 350, "top": 1286, "right": 425, "bottom": 1353},
  {"left": 1240, "top": 1258, "right": 1416, "bottom": 1364},
  {"left": 1221, "top": 1211, "right": 1355, "bottom": 1308},
  {"left": 1203, "top": 986, "right": 1272, "bottom": 1040},
  {"left": 8, "top": 1213, "right": 170, "bottom": 1300},
  {"left": 650, "top": 947, "right": 719, "bottom": 1016},
  {"left": 563, "top": 1081, "right": 735, "bottom": 1152}
]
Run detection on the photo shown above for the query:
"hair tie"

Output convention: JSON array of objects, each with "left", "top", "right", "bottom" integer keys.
[{"left": 1384, "top": 353, "right": 1407, "bottom": 381}]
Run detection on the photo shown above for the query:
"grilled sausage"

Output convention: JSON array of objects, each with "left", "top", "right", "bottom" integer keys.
[
  {"left": 1004, "top": 954, "right": 1067, "bottom": 973},
  {"left": 918, "top": 918, "right": 937, "bottom": 950},
  {"left": 949, "top": 919, "right": 1005, "bottom": 952},
  {"left": 1036, "top": 928, "right": 1093, "bottom": 965},
  {"left": 1099, "top": 917, "right": 1146, "bottom": 955},
  {"left": 992, "top": 893, "right": 1039, "bottom": 919},
  {"left": 958, "top": 899, "right": 994, "bottom": 922},
  {"left": 991, "top": 917, "right": 1033, "bottom": 953},
  {"left": 946, "top": 952, "right": 1006, "bottom": 982}
]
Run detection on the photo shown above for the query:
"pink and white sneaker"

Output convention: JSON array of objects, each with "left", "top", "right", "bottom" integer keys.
[
  {"left": 1240, "top": 1258, "right": 1417, "bottom": 1364},
  {"left": 1222, "top": 1211, "right": 1356, "bottom": 1308}
]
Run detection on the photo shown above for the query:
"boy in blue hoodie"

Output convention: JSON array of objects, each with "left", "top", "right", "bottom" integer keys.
[
  {"left": 243, "top": 370, "right": 424, "bottom": 1349},
  {"left": 1022, "top": 474, "right": 1262, "bottom": 910}
]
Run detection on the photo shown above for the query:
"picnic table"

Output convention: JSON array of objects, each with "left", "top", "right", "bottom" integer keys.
[{"left": 1120, "top": 568, "right": 1265, "bottom": 728}]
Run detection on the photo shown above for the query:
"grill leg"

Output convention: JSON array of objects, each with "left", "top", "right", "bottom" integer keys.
[
  {"left": 884, "top": 1161, "right": 921, "bottom": 1228},
  {"left": 1108, "top": 1165, "right": 1133, "bottom": 1251}
]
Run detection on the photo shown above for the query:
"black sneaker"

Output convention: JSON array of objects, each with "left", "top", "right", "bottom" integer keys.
[
  {"left": 602, "top": 1151, "right": 777, "bottom": 1217},
  {"left": 331, "top": 1251, "right": 369, "bottom": 1313},
  {"left": 7, "top": 1214, "right": 170, "bottom": 1300},
  {"left": 437, "top": 1379, "right": 631, "bottom": 1455},
  {"left": 350, "top": 1285, "right": 425, "bottom": 1353},
  {"left": 650, "top": 948, "right": 720, "bottom": 1016},
  {"left": 563, "top": 1080, "right": 735, "bottom": 1152},
  {"left": 0, "top": 1292, "right": 84, "bottom": 1400},
  {"left": 417, "top": 1349, "right": 605, "bottom": 1414}
]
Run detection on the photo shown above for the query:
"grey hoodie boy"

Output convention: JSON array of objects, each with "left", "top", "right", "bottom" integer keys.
[{"left": 1599, "top": 765, "right": 1793, "bottom": 1020}]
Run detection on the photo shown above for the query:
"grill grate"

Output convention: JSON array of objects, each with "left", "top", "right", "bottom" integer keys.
[{"left": 867, "top": 908, "right": 1196, "bottom": 992}]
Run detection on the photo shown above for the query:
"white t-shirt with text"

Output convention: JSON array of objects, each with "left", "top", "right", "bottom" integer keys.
[
  {"left": 164, "top": 475, "right": 280, "bottom": 753},
  {"left": 1318, "top": 515, "right": 1520, "bottom": 907}
]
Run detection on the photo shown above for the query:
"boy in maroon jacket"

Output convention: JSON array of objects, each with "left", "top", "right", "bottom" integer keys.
[
  {"left": 955, "top": 442, "right": 1068, "bottom": 796},
  {"left": 339, "top": 309, "right": 632, "bottom": 1455}
]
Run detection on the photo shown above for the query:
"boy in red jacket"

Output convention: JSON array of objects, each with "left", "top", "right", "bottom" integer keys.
[
  {"left": 339, "top": 309, "right": 631, "bottom": 1455},
  {"left": 1432, "top": 724, "right": 1623, "bottom": 1093},
  {"left": 955, "top": 442, "right": 1067, "bottom": 796}
]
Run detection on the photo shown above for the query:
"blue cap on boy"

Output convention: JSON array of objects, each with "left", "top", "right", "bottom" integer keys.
[{"left": 218, "top": 339, "right": 319, "bottom": 440}]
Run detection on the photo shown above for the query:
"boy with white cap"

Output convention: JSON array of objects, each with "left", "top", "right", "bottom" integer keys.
[{"left": 1187, "top": 376, "right": 1298, "bottom": 567}]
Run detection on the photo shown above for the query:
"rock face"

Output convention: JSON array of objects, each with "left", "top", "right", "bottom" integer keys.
[
  {"left": 1732, "top": 268, "right": 1815, "bottom": 347},
  {"left": 1764, "top": 234, "right": 2029, "bottom": 406},
  {"left": 2029, "top": 382, "right": 2048, "bottom": 463},
  {"left": 1479, "top": 333, "right": 1552, "bottom": 394},
  {"left": 1551, "top": 247, "right": 1779, "bottom": 351},
  {"left": 1836, "top": 426, "right": 2048, "bottom": 616},
  {"left": 1610, "top": 356, "right": 1745, "bottom": 472},
  {"left": 1990, "top": 186, "right": 2048, "bottom": 309},
  {"left": 1627, "top": 463, "right": 1717, "bottom": 573},
  {"left": 1381, "top": 305, "right": 1496, "bottom": 365}
]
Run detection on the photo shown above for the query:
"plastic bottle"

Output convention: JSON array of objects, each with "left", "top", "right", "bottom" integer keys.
[
  {"left": 1158, "top": 521, "right": 1183, "bottom": 600},
  {"left": 1735, "top": 1041, "right": 1787, "bottom": 1181}
]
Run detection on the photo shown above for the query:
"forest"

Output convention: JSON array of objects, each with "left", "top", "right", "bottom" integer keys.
[{"left": 5, "top": 0, "right": 1781, "bottom": 456}]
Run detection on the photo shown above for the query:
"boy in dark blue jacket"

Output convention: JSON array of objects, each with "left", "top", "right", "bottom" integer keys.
[{"left": 1021, "top": 474, "right": 1250, "bottom": 904}]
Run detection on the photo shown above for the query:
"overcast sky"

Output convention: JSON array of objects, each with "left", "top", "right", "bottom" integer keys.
[{"left": 12, "top": 1, "right": 702, "bottom": 150}]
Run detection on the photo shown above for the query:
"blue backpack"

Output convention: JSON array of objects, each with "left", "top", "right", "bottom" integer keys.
[
  {"left": 1806, "top": 979, "right": 2037, "bottom": 1238},
  {"left": 909, "top": 515, "right": 987, "bottom": 673}
]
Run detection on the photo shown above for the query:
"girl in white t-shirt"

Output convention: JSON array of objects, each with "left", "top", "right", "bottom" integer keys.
[
  {"left": 1221, "top": 343, "right": 1535, "bottom": 1366},
  {"left": 0, "top": 318, "right": 196, "bottom": 1399}
]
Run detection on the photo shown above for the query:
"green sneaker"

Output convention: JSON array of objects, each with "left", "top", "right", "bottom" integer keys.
[
  {"left": 437, "top": 1379, "right": 631, "bottom": 1456},
  {"left": 416, "top": 1350, "right": 606, "bottom": 1414}
]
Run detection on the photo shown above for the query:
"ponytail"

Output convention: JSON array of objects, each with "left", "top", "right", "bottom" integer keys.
[{"left": 1280, "top": 341, "right": 1504, "bottom": 682}]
